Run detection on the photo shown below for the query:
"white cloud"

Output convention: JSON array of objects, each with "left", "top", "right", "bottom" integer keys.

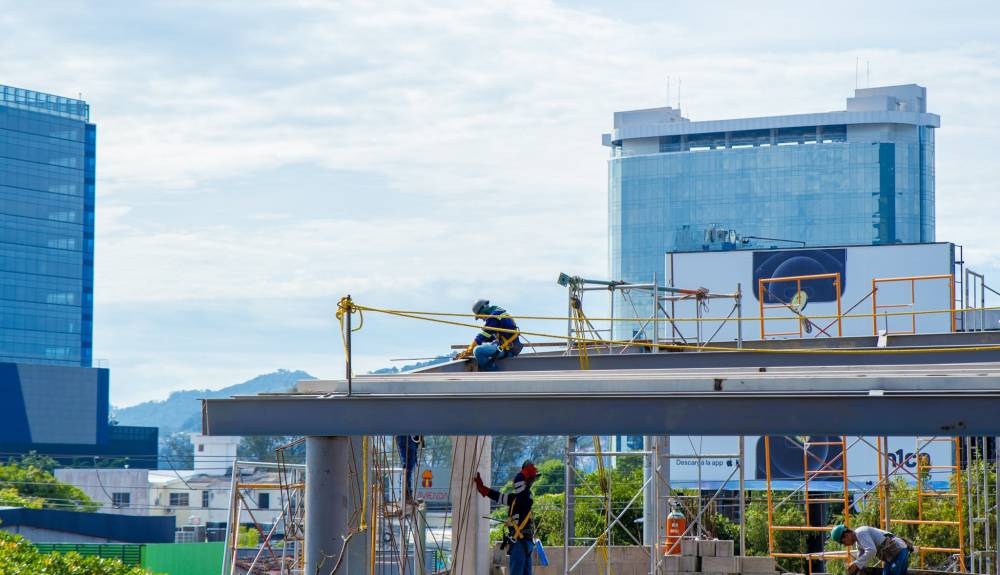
[{"left": 5, "top": 1, "right": 1000, "bottom": 404}]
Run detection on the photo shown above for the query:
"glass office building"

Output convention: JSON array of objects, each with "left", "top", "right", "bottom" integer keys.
[
  {"left": 0, "top": 85, "right": 95, "bottom": 366},
  {"left": 605, "top": 84, "right": 938, "bottom": 290}
]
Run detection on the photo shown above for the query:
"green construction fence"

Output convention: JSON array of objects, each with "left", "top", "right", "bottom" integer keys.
[{"left": 34, "top": 541, "right": 224, "bottom": 575}]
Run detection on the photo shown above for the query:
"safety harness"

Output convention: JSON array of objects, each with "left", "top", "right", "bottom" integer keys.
[{"left": 505, "top": 504, "right": 533, "bottom": 540}]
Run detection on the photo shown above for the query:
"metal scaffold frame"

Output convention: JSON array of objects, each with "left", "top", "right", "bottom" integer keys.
[
  {"left": 764, "top": 435, "right": 851, "bottom": 574},
  {"left": 223, "top": 459, "right": 306, "bottom": 575},
  {"left": 872, "top": 274, "right": 956, "bottom": 335},
  {"left": 761, "top": 434, "right": 979, "bottom": 574},
  {"left": 759, "top": 273, "right": 843, "bottom": 340},
  {"left": 559, "top": 273, "right": 743, "bottom": 353},
  {"left": 883, "top": 437, "right": 967, "bottom": 570}
]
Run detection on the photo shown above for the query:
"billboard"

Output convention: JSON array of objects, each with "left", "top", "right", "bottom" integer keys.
[
  {"left": 666, "top": 243, "right": 955, "bottom": 342},
  {"left": 665, "top": 435, "right": 954, "bottom": 490}
]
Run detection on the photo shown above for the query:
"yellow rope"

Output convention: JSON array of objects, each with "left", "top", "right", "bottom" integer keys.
[
  {"left": 342, "top": 303, "right": 1000, "bottom": 324},
  {"left": 348, "top": 301, "right": 1000, "bottom": 356}
]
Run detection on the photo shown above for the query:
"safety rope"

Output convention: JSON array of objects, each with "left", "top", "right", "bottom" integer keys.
[
  {"left": 340, "top": 302, "right": 1000, "bottom": 323},
  {"left": 343, "top": 299, "right": 1000, "bottom": 356}
]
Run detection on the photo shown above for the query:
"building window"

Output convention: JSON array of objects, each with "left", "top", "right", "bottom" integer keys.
[
  {"left": 198, "top": 444, "right": 205, "bottom": 452},
  {"left": 112, "top": 492, "right": 130, "bottom": 508},
  {"left": 202, "top": 490, "right": 210, "bottom": 508},
  {"left": 169, "top": 493, "right": 190, "bottom": 507},
  {"left": 258, "top": 493, "right": 270, "bottom": 509}
]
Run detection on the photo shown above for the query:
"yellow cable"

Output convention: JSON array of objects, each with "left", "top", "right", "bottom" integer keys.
[
  {"left": 350, "top": 301, "right": 1000, "bottom": 356},
  {"left": 344, "top": 303, "right": 1000, "bottom": 324}
]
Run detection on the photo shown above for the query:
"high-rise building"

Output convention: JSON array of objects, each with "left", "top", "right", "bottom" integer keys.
[
  {"left": 0, "top": 85, "right": 95, "bottom": 367},
  {"left": 605, "top": 84, "right": 938, "bottom": 286},
  {"left": 0, "top": 85, "right": 156, "bottom": 468}
]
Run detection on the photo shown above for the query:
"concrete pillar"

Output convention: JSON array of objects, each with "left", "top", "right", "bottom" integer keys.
[
  {"left": 450, "top": 436, "right": 492, "bottom": 575},
  {"left": 305, "top": 436, "right": 369, "bottom": 575}
]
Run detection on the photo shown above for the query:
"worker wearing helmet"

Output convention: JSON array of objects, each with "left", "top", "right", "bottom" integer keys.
[
  {"left": 456, "top": 299, "right": 523, "bottom": 370},
  {"left": 474, "top": 460, "right": 539, "bottom": 575},
  {"left": 831, "top": 524, "right": 913, "bottom": 575}
]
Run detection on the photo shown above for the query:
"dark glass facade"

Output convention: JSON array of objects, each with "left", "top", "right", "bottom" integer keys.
[{"left": 0, "top": 85, "right": 94, "bottom": 367}]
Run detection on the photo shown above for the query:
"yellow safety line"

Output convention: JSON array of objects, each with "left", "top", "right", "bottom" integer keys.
[
  {"left": 349, "top": 302, "right": 1000, "bottom": 356},
  {"left": 345, "top": 304, "right": 1000, "bottom": 324}
]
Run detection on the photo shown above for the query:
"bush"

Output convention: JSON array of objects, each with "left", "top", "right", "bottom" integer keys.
[{"left": 0, "top": 531, "right": 153, "bottom": 574}]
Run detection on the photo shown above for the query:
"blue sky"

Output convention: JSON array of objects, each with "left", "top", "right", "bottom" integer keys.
[{"left": 2, "top": 0, "right": 999, "bottom": 405}]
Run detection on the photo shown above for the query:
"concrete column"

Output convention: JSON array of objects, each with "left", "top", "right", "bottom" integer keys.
[
  {"left": 450, "top": 436, "right": 492, "bottom": 575},
  {"left": 305, "top": 436, "right": 369, "bottom": 575}
]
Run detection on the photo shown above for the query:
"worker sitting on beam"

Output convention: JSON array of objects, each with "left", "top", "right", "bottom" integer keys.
[{"left": 456, "top": 299, "right": 523, "bottom": 371}]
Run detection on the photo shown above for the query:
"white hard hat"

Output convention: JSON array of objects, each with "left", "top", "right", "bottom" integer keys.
[{"left": 472, "top": 299, "right": 489, "bottom": 316}]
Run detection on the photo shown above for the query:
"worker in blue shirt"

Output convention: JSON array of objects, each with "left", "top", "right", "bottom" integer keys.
[
  {"left": 475, "top": 460, "right": 539, "bottom": 575},
  {"left": 456, "top": 299, "right": 524, "bottom": 370}
]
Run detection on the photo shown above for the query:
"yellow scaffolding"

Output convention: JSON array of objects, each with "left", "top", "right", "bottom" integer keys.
[
  {"left": 759, "top": 273, "right": 843, "bottom": 340},
  {"left": 765, "top": 435, "right": 851, "bottom": 574},
  {"left": 871, "top": 274, "right": 956, "bottom": 335},
  {"left": 882, "top": 437, "right": 967, "bottom": 571}
]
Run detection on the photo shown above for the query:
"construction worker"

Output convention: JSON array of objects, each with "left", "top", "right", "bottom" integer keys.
[
  {"left": 456, "top": 299, "right": 524, "bottom": 371},
  {"left": 474, "top": 460, "right": 539, "bottom": 575},
  {"left": 395, "top": 435, "right": 422, "bottom": 504},
  {"left": 831, "top": 524, "right": 913, "bottom": 575}
]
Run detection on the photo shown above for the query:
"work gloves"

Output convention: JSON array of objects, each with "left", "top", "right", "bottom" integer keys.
[{"left": 473, "top": 472, "right": 490, "bottom": 497}]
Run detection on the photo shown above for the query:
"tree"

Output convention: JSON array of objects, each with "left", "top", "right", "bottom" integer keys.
[
  {"left": 504, "top": 458, "right": 644, "bottom": 547},
  {"left": 160, "top": 432, "right": 194, "bottom": 469},
  {"left": 0, "top": 531, "right": 151, "bottom": 574},
  {"left": 532, "top": 459, "right": 566, "bottom": 496},
  {"left": 0, "top": 460, "right": 98, "bottom": 512},
  {"left": 16, "top": 451, "right": 58, "bottom": 474}
]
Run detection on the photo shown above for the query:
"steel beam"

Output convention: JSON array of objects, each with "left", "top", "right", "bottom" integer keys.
[{"left": 205, "top": 390, "right": 1000, "bottom": 436}]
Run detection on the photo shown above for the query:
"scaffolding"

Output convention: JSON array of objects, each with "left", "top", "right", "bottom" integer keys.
[
  {"left": 882, "top": 437, "right": 966, "bottom": 570},
  {"left": 558, "top": 273, "right": 743, "bottom": 352},
  {"left": 759, "top": 273, "right": 843, "bottom": 340},
  {"left": 222, "top": 459, "right": 306, "bottom": 575},
  {"left": 764, "top": 436, "right": 851, "bottom": 574},
  {"left": 872, "top": 274, "right": 956, "bottom": 335}
]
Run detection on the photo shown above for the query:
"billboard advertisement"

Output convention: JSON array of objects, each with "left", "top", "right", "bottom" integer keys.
[
  {"left": 666, "top": 435, "right": 954, "bottom": 490},
  {"left": 666, "top": 243, "right": 955, "bottom": 342}
]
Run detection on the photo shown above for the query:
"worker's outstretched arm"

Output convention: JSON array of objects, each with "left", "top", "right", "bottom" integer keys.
[{"left": 473, "top": 472, "right": 508, "bottom": 505}]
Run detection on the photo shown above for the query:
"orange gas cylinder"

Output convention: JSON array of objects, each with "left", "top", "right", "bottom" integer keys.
[{"left": 663, "top": 507, "right": 686, "bottom": 555}]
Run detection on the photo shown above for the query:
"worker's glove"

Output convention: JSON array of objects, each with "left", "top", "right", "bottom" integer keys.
[
  {"left": 456, "top": 344, "right": 475, "bottom": 360},
  {"left": 846, "top": 564, "right": 859, "bottom": 575},
  {"left": 473, "top": 472, "right": 489, "bottom": 497}
]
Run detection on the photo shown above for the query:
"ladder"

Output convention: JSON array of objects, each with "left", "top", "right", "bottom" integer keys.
[
  {"left": 766, "top": 435, "right": 850, "bottom": 575},
  {"left": 888, "top": 437, "right": 966, "bottom": 571}
]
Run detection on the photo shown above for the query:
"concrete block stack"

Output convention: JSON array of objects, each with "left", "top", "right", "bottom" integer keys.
[{"left": 664, "top": 539, "right": 778, "bottom": 575}]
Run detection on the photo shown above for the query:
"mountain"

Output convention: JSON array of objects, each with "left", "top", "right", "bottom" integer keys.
[
  {"left": 113, "top": 369, "right": 316, "bottom": 434},
  {"left": 368, "top": 355, "right": 452, "bottom": 374}
]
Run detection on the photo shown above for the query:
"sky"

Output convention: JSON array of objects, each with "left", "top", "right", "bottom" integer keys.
[{"left": 2, "top": 0, "right": 999, "bottom": 406}]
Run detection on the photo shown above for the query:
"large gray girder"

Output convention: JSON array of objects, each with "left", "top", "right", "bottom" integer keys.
[{"left": 202, "top": 362, "right": 1000, "bottom": 437}]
